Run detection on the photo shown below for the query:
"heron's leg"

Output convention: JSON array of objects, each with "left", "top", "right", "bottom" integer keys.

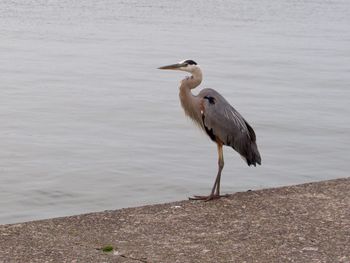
[
  {"left": 189, "top": 172, "right": 219, "bottom": 200},
  {"left": 215, "top": 143, "right": 224, "bottom": 196},
  {"left": 189, "top": 143, "right": 229, "bottom": 201}
]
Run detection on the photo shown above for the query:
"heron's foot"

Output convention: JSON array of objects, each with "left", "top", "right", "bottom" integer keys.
[{"left": 189, "top": 193, "right": 230, "bottom": 201}]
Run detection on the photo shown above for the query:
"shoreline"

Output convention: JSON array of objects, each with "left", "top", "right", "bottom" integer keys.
[{"left": 1, "top": 178, "right": 349, "bottom": 262}]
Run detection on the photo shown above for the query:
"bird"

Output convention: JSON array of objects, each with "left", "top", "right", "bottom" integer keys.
[{"left": 158, "top": 59, "right": 261, "bottom": 201}]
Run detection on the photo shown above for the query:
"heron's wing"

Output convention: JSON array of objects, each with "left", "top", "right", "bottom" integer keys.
[{"left": 199, "top": 88, "right": 260, "bottom": 165}]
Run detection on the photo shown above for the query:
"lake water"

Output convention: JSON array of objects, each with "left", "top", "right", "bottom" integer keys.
[{"left": 0, "top": 0, "right": 349, "bottom": 224}]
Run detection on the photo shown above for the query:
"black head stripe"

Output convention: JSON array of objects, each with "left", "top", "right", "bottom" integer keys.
[
  {"left": 184, "top": 59, "right": 197, "bottom": 65},
  {"left": 204, "top": 96, "right": 215, "bottom": 104}
]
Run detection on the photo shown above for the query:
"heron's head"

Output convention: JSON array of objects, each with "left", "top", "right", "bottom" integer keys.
[{"left": 158, "top": 59, "right": 199, "bottom": 73}]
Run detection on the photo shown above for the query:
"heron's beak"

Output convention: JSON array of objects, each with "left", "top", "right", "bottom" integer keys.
[{"left": 158, "top": 63, "right": 187, "bottom": 70}]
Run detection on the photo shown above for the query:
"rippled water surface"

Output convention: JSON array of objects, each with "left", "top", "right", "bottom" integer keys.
[{"left": 1, "top": 0, "right": 349, "bottom": 224}]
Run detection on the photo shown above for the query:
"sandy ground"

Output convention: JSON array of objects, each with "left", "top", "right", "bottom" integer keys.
[{"left": 0, "top": 178, "right": 349, "bottom": 263}]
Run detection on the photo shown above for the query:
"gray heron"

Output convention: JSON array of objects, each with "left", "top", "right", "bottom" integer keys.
[{"left": 158, "top": 60, "right": 261, "bottom": 201}]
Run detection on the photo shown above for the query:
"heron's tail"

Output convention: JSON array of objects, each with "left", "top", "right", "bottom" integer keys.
[{"left": 246, "top": 142, "right": 261, "bottom": 167}]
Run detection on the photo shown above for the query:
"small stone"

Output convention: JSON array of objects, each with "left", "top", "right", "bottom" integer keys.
[{"left": 302, "top": 247, "right": 318, "bottom": 252}]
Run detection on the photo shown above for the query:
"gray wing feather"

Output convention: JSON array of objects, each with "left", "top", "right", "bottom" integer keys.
[{"left": 199, "top": 88, "right": 261, "bottom": 165}]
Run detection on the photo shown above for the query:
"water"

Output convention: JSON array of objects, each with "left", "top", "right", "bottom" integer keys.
[{"left": 0, "top": 0, "right": 349, "bottom": 224}]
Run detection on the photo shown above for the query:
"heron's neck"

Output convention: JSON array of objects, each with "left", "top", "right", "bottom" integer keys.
[
  {"left": 181, "top": 68, "right": 202, "bottom": 90},
  {"left": 179, "top": 68, "right": 203, "bottom": 126},
  {"left": 179, "top": 68, "right": 202, "bottom": 96}
]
